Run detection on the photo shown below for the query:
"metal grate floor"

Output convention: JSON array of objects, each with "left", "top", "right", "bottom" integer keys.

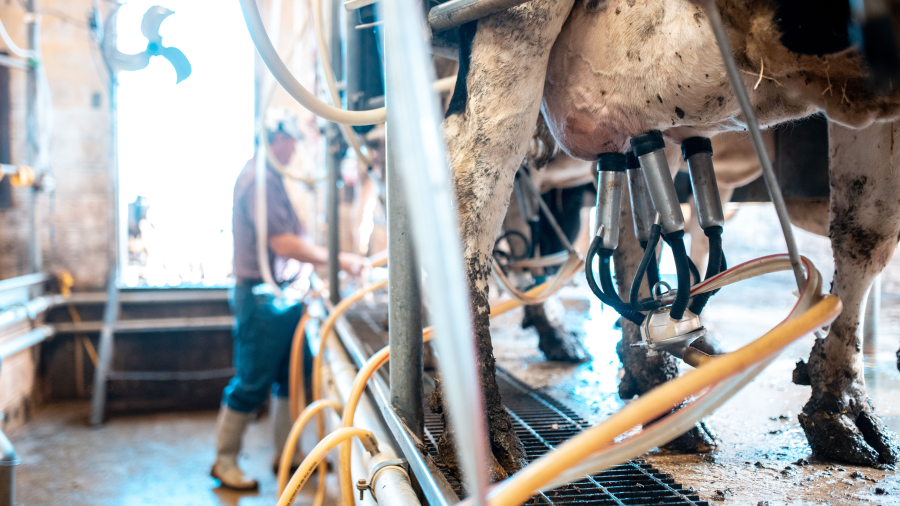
[
  {"left": 341, "top": 303, "right": 707, "bottom": 505},
  {"left": 423, "top": 370, "right": 709, "bottom": 506}
]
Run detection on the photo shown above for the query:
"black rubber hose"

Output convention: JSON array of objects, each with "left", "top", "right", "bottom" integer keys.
[
  {"left": 598, "top": 249, "right": 645, "bottom": 326},
  {"left": 689, "top": 226, "right": 724, "bottom": 315},
  {"left": 631, "top": 224, "right": 663, "bottom": 311},
  {"left": 638, "top": 239, "right": 662, "bottom": 292},
  {"left": 688, "top": 256, "right": 702, "bottom": 286},
  {"left": 664, "top": 231, "right": 691, "bottom": 320},
  {"left": 585, "top": 237, "right": 644, "bottom": 326}
]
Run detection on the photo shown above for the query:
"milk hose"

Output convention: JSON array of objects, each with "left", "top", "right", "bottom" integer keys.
[
  {"left": 289, "top": 313, "right": 313, "bottom": 421},
  {"left": 663, "top": 231, "right": 691, "bottom": 320},
  {"left": 585, "top": 237, "right": 644, "bottom": 326},
  {"left": 277, "top": 399, "right": 342, "bottom": 495},
  {"left": 459, "top": 256, "right": 840, "bottom": 506},
  {"left": 630, "top": 224, "right": 663, "bottom": 311},
  {"left": 689, "top": 225, "right": 726, "bottom": 315}
]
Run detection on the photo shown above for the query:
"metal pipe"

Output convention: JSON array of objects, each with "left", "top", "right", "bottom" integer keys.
[
  {"left": 379, "top": 0, "right": 490, "bottom": 500},
  {"left": 682, "top": 137, "right": 725, "bottom": 230},
  {"left": 327, "top": 127, "right": 342, "bottom": 305},
  {"left": 0, "top": 295, "right": 58, "bottom": 331},
  {"left": 428, "top": 0, "right": 531, "bottom": 32},
  {"left": 25, "top": 0, "right": 40, "bottom": 274},
  {"left": 0, "top": 427, "right": 19, "bottom": 506},
  {"left": 702, "top": 1, "right": 806, "bottom": 292},
  {"left": 90, "top": 272, "right": 119, "bottom": 426},
  {"left": 0, "top": 325, "right": 53, "bottom": 359},
  {"left": 386, "top": 122, "right": 424, "bottom": 438},
  {"left": 324, "top": 324, "right": 421, "bottom": 506}
]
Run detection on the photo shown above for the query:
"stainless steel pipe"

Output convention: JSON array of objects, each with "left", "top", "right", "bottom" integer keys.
[
  {"left": 0, "top": 326, "right": 54, "bottom": 359},
  {"left": 380, "top": 0, "right": 490, "bottom": 499},
  {"left": 386, "top": 120, "right": 425, "bottom": 439},
  {"left": 0, "top": 428, "right": 18, "bottom": 506},
  {"left": 428, "top": 0, "right": 531, "bottom": 32}
]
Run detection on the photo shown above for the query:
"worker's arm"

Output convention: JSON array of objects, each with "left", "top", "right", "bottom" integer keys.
[{"left": 269, "top": 234, "right": 366, "bottom": 275}]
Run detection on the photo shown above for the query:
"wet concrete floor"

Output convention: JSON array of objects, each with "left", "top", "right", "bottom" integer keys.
[{"left": 11, "top": 402, "right": 339, "bottom": 506}]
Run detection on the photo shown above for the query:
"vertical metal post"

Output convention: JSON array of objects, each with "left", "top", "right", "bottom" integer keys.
[
  {"left": 0, "top": 426, "right": 19, "bottom": 506},
  {"left": 90, "top": 271, "right": 119, "bottom": 426},
  {"left": 386, "top": 125, "right": 424, "bottom": 439},
  {"left": 863, "top": 274, "right": 881, "bottom": 359},
  {"left": 326, "top": 0, "right": 344, "bottom": 305},
  {"left": 26, "top": 0, "right": 41, "bottom": 274}
]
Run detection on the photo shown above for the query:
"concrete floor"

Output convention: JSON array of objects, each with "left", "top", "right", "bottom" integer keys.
[{"left": 11, "top": 403, "right": 339, "bottom": 506}]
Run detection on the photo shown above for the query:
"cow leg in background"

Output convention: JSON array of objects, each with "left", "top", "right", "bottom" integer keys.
[
  {"left": 502, "top": 187, "right": 589, "bottom": 363},
  {"left": 430, "top": 0, "right": 576, "bottom": 480},
  {"left": 614, "top": 184, "right": 717, "bottom": 452},
  {"left": 798, "top": 121, "right": 900, "bottom": 466}
]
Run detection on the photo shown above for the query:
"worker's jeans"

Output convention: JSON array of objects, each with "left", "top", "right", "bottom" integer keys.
[{"left": 222, "top": 282, "right": 307, "bottom": 413}]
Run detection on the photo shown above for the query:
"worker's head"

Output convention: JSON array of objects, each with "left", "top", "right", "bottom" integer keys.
[{"left": 264, "top": 107, "right": 302, "bottom": 165}]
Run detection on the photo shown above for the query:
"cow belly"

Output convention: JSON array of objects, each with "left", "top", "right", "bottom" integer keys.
[{"left": 542, "top": 0, "right": 741, "bottom": 159}]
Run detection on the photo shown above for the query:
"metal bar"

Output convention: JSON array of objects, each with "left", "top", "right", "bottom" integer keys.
[
  {"left": 386, "top": 84, "right": 424, "bottom": 438},
  {"left": 52, "top": 315, "right": 233, "bottom": 334},
  {"left": 329, "top": 305, "right": 458, "bottom": 506},
  {"left": 0, "top": 274, "right": 46, "bottom": 295},
  {"left": 90, "top": 273, "right": 119, "bottom": 426},
  {"left": 0, "top": 295, "right": 56, "bottom": 330},
  {"left": 703, "top": 1, "right": 806, "bottom": 292},
  {"left": 106, "top": 367, "right": 234, "bottom": 381},
  {"left": 327, "top": 0, "right": 344, "bottom": 305},
  {"left": 0, "top": 428, "right": 19, "bottom": 506},
  {"left": 518, "top": 170, "right": 577, "bottom": 254},
  {"left": 428, "top": 0, "right": 531, "bottom": 32},
  {"left": 0, "top": 325, "right": 53, "bottom": 359},
  {"left": 380, "top": 0, "right": 491, "bottom": 499},
  {"left": 25, "top": 0, "right": 40, "bottom": 274},
  {"left": 50, "top": 288, "right": 229, "bottom": 306}
]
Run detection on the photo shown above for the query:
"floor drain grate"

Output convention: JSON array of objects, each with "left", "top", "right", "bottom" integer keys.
[{"left": 423, "top": 370, "right": 709, "bottom": 506}]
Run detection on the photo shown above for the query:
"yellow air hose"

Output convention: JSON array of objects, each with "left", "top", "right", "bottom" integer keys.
[
  {"left": 277, "top": 427, "right": 379, "bottom": 506},
  {"left": 277, "top": 399, "right": 342, "bottom": 496},
  {"left": 289, "top": 313, "right": 314, "bottom": 421}
]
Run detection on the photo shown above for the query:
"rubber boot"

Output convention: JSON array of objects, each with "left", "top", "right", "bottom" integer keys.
[
  {"left": 210, "top": 405, "right": 259, "bottom": 490},
  {"left": 271, "top": 397, "right": 303, "bottom": 474}
]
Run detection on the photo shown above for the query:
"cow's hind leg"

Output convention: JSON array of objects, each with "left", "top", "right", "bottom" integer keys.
[
  {"left": 799, "top": 121, "right": 900, "bottom": 466},
  {"left": 429, "top": 0, "right": 576, "bottom": 481}
]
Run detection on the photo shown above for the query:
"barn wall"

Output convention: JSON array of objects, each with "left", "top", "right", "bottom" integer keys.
[{"left": 0, "top": 0, "right": 111, "bottom": 432}]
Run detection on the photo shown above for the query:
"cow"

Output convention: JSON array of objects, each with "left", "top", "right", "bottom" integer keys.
[{"left": 429, "top": 0, "right": 900, "bottom": 481}]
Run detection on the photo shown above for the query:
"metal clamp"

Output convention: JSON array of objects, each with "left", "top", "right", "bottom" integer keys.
[
  {"left": 633, "top": 307, "right": 706, "bottom": 357},
  {"left": 364, "top": 458, "right": 409, "bottom": 502}
]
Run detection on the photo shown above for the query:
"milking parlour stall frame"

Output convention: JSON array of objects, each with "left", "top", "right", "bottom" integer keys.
[{"left": 235, "top": 0, "right": 900, "bottom": 505}]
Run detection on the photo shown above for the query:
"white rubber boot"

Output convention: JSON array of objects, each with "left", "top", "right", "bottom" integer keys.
[
  {"left": 271, "top": 397, "right": 304, "bottom": 474},
  {"left": 210, "top": 405, "right": 259, "bottom": 490}
]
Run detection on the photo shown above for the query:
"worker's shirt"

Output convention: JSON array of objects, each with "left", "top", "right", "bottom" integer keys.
[{"left": 232, "top": 160, "right": 304, "bottom": 283}]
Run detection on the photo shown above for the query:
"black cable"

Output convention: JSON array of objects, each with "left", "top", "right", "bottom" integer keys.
[
  {"left": 664, "top": 231, "right": 691, "bottom": 320},
  {"left": 585, "top": 238, "right": 644, "bottom": 326},
  {"left": 631, "top": 224, "right": 663, "bottom": 311},
  {"left": 689, "top": 226, "right": 725, "bottom": 315}
]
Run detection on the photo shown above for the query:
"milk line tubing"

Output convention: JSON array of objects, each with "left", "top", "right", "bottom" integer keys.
[{"left": 585, "top": 132, "right": 728, "bottom": 327}]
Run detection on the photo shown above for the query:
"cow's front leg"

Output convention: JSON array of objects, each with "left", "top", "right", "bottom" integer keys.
[
  {"left": 613, "top": 184, "right": 716, "bottom": 452},
  {"left": 798, "top": 121, "right": 900, "bottom": 466},
  {"left": 429, "top": 0, "right": 576, "bottom": 480}
]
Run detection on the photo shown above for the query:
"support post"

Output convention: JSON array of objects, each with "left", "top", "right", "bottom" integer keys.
[
  {"left": 25, "top": 0, "right": 40, "bottom": 274},
  {"left": 327, "top": 0, "right": 344, "bottom": 305},
  {"left": 386, "top": 122, "right": 424, "bottom": 439},
  {"left": 90, "top": 271, "right": 119, "bottom": 426}
]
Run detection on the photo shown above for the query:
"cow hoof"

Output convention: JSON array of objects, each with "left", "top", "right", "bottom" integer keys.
[
  {"left": 799, "top": 401, "right": 899, "bottom": 466},
  {"left": 523, "top": 303, "right": 589, "bottom": 363},
  {"left": 538, "top": 327, "right": 589, "bottom": 363},
  {"left": 663, "top": 421, "right": 718, "bottom": 454}
]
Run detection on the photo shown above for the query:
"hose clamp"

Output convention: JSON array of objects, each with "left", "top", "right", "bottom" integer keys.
[{"left": 366, "top": 458, "right": 409, "bottom": 502}]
